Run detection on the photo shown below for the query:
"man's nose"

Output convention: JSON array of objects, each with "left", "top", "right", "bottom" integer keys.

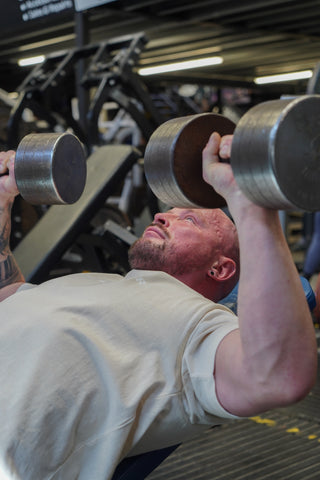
[{"left": 154, "top": 212, "right": 170, "bottom": 226}]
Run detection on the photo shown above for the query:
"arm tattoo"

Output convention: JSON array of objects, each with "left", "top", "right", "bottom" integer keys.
[
  {"left": 0, "top": 201, "right": 24, "bottom": 287},
  {"left": 0, "top": 221, "right": 11, "bottom": 256},
  {"left": 0, "top": 203, "right": 12, "bottom": 256},
  {"left": 0, "top": 255, "right": 22, "bottom": 287}
]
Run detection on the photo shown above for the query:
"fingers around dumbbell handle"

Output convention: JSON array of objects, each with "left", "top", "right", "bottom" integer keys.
[{"left": 15, "top": 132, "right": 87, "bottom": 205}]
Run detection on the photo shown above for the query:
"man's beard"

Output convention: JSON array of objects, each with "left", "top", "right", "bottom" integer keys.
[
  {"left": 128, "top": 238, "right": 168, "bottom": 272},
  {"left": 128, "top": 237, "right": 207, "bottom": 276},
  {"left": 128, "top": 237, "right": 194, "bottom": 275}
]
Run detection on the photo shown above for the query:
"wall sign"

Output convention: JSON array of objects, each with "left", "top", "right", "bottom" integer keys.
[
  {"left": 19, "top": 0, "right": 74, "bottom": 22},
  {"left": 1, "top": 0, "right": 120, "bottom": 38},
  {"left": 1, "top": 0, "right": 74, "bottom": 35}
]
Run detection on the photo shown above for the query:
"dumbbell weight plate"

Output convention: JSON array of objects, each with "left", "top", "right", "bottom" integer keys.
[
  {"left": 231, "top": 95, "right": 320, "bottom": 211},
  {"left": 144, "top": 113, "right": 236, "bottom": 208},
  {"left": 15, "top": 132, "right": 87, "bottom": 205}
]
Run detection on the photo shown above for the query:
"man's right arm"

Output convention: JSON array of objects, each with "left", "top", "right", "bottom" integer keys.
[{"left": 0, "top": 151, "right": 25, "bottom": 300}]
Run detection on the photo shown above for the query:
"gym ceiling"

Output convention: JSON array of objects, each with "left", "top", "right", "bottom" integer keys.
[{"left": 1, "top": 0, "right": 320, "bottom": 97}]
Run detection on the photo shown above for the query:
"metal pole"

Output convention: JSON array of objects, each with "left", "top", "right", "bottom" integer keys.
[{"left": 74, "top": 10, "right": 90, "bottom": 133}]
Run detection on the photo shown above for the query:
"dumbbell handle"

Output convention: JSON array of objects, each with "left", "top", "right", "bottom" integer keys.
[{"left": 14, "top": 132, "right": 87, "bottom": 205}]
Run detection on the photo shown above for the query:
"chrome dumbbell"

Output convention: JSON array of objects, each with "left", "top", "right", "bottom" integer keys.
[{"left": 14, "top": 132, "right": 87, "bottom": 205}]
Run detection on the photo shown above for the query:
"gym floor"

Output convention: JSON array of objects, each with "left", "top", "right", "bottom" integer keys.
[{"left": 148, "top": 333, "right": 320, "bottom": 480}]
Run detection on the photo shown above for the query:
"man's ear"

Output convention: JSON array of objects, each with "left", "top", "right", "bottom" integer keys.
[{"left": 208, "top": 256, "right": 237, "bottom": 282}]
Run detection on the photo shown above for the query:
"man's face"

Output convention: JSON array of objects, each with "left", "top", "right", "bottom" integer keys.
[{"left": 128, "top": 207, "right": 233, "bottom": 276}]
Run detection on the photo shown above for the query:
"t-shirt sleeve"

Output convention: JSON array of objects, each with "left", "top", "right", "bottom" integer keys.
[
  {"left": 181, "top": 307, "right": 241, "bottom": 422},
  {"left": 17, "top": 283, "right": 37, "bottom": 292}
]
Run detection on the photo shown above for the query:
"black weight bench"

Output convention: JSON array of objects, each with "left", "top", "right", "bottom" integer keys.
[
  {"left": 111, "top": 444, "right": 179, "bottom": 480},
  {"left": 13, "top": 144, "right": 141, "bottom": 283}
]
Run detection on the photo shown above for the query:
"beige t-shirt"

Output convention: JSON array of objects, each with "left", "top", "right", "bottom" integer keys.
[{"left": 0, "top": 270, "right": 239, "bottom": 479}]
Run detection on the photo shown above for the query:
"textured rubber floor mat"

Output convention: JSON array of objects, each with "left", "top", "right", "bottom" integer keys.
[{"left": 148, "top": 367, "right": 320, "bottom": 479}]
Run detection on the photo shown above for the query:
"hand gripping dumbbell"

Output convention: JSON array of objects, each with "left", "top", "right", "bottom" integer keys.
[
  {"left": 14, "top": 132, "right": 87, "bottom": 205},
  {"left": 144, "top": 95, "right": 320, "bottom": 211}
]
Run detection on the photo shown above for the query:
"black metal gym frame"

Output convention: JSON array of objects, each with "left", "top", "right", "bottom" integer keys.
[
  {"left": 74, "top": 9, "right": 90, "bottom": 136},
  {"left": 7, "top": 10, "right": 90, "bottom": 150},
  {"left": 81, "top": 32, "right": 164, "bottom": 149},
  {"left": 6, "top": 31, "right": 164, "bottom": 152},
  {"left": 6, "top": 47, "right": 93, "bottom": 150}
]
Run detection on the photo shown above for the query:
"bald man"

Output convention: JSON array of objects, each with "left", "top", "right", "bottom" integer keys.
[{"left": 0, "top": 133, "right": 316, "bottom": 480}]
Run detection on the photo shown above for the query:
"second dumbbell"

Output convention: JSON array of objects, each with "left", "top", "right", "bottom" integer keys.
[
  {"left": 14, "top": 132, "right": 87, "bottom": 205},
  {"left": 144, "top": 95, "right": 320, "bottom": 211}
]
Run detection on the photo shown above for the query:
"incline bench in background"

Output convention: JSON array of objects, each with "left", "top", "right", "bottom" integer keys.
[{"left": 14, "top": 144, "right": 141, "bottom": 283}]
